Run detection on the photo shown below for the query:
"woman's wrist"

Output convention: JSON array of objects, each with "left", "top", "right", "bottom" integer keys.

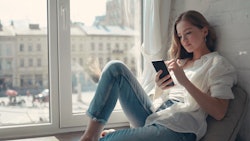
[
  {"left": 154, "top": 86, "right": 163, "bottom": 100},
  {"left": 183, "top": 79, "right": 193, "bottom": 90}
]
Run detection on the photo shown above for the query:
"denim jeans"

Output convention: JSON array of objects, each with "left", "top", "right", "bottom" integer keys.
[{"left": 87, "top": 61, "right": 196, "bottom": 141}]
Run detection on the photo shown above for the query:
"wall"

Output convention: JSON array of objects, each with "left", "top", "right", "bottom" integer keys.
[{"left": 169, "top": 0, "right": 250, "bottom": 140}]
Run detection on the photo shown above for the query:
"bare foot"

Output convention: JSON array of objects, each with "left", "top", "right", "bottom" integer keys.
[
  {"left": 80, "top": 118, "right": 105, "bottom": 141},
  {"left": 100, "top": 129, "right": 116, "bottom": 138},
  {"left": 79, "top": 133, "right": 99, "bottom": 141}
]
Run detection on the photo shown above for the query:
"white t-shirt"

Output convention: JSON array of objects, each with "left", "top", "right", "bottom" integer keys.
[{"left": 145, "top": 52, "right": 237, "bottom": 141}]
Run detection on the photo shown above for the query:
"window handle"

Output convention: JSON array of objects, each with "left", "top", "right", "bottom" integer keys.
[{"left": 60, "top": 5, "right": 67, "bottom": 30}]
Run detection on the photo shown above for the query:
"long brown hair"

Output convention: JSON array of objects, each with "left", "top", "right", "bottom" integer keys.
[{"left": 168, "top": 10, "right": 217, "bottom": 60}]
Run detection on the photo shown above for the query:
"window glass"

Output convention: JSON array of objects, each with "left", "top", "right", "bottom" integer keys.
[
  {"left": 70, "top": 0, "right": 142, "bottom": 114},
  {"left": 0, "top": 0, "right": 49, "bottom": 126}
]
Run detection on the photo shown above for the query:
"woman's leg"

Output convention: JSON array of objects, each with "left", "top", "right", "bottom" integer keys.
[
  {"left": 80, "top": 61, "right": 153, "bottom": 141},
  {"left": 80, "top": 119, "right": 105, "bottom": 141},
  {"left": 100, "top": 124, "right": 196, "bottom": 141}
]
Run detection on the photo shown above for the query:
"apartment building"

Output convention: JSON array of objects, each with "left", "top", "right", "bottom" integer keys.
[{"left": 0, "top": 22, "right": 140, "bottom": 95}]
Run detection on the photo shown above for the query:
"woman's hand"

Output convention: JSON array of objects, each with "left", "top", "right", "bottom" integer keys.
[
  {"left": 155, "top": 70, "right": 174, "bottom": 90},
  {"left": 167, "top": 59, "right": 190, "bottom": 86}
]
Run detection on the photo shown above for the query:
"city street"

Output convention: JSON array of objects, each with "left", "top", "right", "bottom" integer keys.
[
  {"left": 0, "top": 93, "right": 90, "bottom": 126},
  {"left": 0, "top": 92, "right": 122, "bottom": 126}
]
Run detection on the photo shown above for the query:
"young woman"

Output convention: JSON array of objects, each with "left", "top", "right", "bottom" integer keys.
[{"left": 80, "top": 10, "right": 237, "bottom": 141}]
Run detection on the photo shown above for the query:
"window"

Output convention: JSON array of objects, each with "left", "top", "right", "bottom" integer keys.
[
  {"left": 37, "top": 44, "right": 41, "bottom": 51},
  {"left": 0, "top": 0, "right": 49, "bottom": 133},
  {"left": 0, "top": 0, "right": 142, "bottom": 139},
  {"left": 28, "top": 44, "right": 33, "bottom": 52},
  {"left": 28, "top": 58, "right": 33, "bottom": 67},
  {"left": 6, "top": 45, "right": 12, "bottom": 56},
  {"left": 60, "top": 0, "right": 142, "bottom": 127},
  {"left": 37, "top": 58, "right": 41, "bottom": 67},
  {"left": 6, "top": 59, "right": 12, "bottom": 70},
  {"left": 99, "top": 42, "right": 103, "bottom": 51},
  {"left": 79, "top": 58, "right": 83, "bottom": 66},
  {"left": 19, "top": 44, "right": 24, "bottom": 52},
  {"left": 35, "top": 74, "right": 43, "bottom": 87}
]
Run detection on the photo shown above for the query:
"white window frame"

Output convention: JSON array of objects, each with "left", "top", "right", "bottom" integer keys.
[
  {"left": 0, "top": 0, "right": 142, "bottom": 139},
  {"left": 59, "top": 0, "right": 130, "bottom": 129}
]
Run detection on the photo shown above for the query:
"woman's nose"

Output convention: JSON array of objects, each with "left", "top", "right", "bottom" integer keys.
[{"left": 181, "top": 35, "right": 188, "bottom": 42}]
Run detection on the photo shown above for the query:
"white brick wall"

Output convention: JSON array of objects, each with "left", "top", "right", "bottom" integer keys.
[{"left": 169, "top": 0, "right": 250, "bottom": 140}]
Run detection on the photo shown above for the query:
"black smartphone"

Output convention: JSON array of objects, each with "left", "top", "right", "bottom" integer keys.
[{"left": 152, "top": 60, "right": 174, "bottom": 86}]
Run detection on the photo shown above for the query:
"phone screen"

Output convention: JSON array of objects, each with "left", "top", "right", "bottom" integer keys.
[{"left": 152, "top": 60, "right": 174, "bottom": 86}]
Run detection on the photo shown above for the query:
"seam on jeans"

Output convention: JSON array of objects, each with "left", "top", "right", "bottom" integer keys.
[
  {"left": 86, "top": 109, "right": 107, "bottom": 124},
  {"left": 119, "top": 70, "right": 152, "bottom": 115},
  {"left": 108, "top": 61, "right": 152, "bottom": 116},
  {"left": 95, "top": 77, "right": 116, "bottom": 119}
]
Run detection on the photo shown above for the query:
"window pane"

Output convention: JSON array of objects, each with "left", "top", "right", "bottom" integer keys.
[
  {"left": 0, "top": 0, "right": 49, "bottom": 126},
  {"left": 70, "top": 0, "right": 142, "bottom": 114}
]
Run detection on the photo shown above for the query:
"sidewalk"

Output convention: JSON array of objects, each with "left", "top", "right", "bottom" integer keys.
[
  {"left": 0, "top": 93, "right": 88, "bottom": 126},
  {"left": 0, "top": 92, "right": 122, "bottom": 126}
]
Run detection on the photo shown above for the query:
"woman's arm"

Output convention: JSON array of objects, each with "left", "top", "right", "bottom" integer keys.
[
  {"left": 167, "top": 59, "right": 229, "bottom": 120},
  {"left": 153, "top": 85, "right": 164, "bottom": 100},
  {"left": 184, "top": 80, "right": 229, "bottom": 120}
]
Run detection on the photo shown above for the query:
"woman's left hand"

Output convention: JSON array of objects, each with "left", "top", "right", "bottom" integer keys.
[{"left": 167, "top": 59, "right": 189, "bottom": 86}]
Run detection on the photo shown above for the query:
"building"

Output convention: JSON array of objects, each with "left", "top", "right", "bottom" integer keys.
[
  {"left": 0, "top": 22, "right": 140, "bottom": 94},
  {"left": 94, "top": 0, "right": 141, "bottom": 29},
  {"left": 0, "top": 23, "right": 16, "bottom": 92}
]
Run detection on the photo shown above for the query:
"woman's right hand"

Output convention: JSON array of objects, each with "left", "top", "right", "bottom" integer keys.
[{"left": 167, "top": 59, "right": 189, "bottom": 86}]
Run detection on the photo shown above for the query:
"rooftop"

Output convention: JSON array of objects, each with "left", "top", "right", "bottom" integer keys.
[{"left": 0, "top": 22, "right": 138, "bottom": 36}]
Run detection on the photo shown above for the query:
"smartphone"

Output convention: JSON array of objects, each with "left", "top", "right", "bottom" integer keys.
[{"left": 152, "top": 60, "right": 174, "bottom": 86}]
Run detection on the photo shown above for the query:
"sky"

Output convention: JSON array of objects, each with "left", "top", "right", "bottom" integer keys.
[{"left": 0, "top": 0, "right": 106, "bottom": 27}]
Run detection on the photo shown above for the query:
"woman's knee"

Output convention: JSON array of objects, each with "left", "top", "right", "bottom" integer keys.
[{"left": 103, "top": 60, "right": 127, "bottom": 74}]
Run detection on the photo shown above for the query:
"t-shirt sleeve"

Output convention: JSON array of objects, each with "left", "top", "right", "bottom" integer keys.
[{"left": 208, "top": 56, "right": 237, "bottom": 99}]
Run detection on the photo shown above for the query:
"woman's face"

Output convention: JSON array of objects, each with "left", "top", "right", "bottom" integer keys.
[{"left": 176, "top": 20, "right": 207, "bottom": 53}]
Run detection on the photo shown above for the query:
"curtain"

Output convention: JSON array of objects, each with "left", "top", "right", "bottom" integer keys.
[{"left": 140, "top": 0, "right": 172, "bottom": 94}]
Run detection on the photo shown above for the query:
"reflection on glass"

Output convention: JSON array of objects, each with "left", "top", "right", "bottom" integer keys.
[
  {"left": 0, "top": 0, "right": 49, "bottom": 126},
  {"left": 70, "top": 0, "right": 142, "bottom": 114}
]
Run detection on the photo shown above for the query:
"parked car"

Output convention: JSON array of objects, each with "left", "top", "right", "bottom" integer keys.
[{"left": 33, "top": 89, "right": 49, "bottom": 103}]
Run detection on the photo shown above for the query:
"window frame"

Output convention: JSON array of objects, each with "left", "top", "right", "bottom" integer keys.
[
  {"left": 0, "top": 0, "right": 143, "bottom": 139},
  {"left": 59, "top": 0, "right": 142, "bottom": 129}
]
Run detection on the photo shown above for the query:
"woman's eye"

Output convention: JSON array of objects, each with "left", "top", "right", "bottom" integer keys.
[{"left": 186, "top": 31, "right": 191, "bottom": 35}]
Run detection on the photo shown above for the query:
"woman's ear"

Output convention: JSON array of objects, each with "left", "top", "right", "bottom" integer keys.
[{"left": 202, "top": 26, "right": 208, "bottom": 37}]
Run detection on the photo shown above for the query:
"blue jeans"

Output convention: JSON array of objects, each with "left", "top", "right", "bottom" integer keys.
[{"left": 87, "top": 61, "right": 196, "bottom": 141}]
